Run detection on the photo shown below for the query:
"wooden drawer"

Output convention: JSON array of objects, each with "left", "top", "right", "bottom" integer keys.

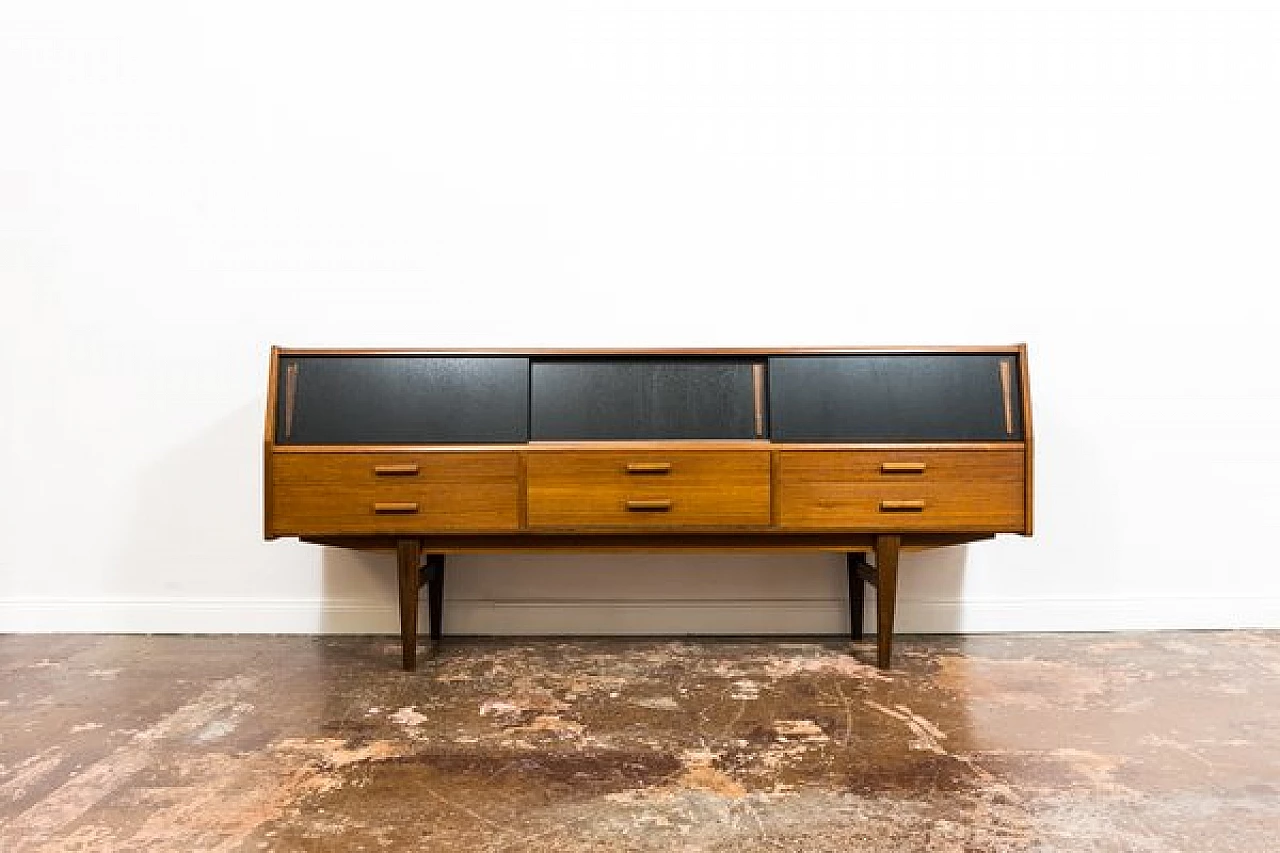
[
  {"left": 778, "top": 449, "right": 1025, "bottom": 531},
  {"left": 526, "top": 450, "right": 771, "bottom": 529},
  {"left": 778, "top": 448, "right": 1024, "bottom": 483},
  {"left": 271, "top": 452, "right": 520, "bottom": 535}
]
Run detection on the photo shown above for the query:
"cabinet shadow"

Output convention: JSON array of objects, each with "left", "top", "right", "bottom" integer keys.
[{"left": 320, "top": 544, "right": 973, "bottom": 637}]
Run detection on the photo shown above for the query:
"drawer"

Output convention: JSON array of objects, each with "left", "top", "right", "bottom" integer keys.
[
  {"left": 778, "top": 449, "right": 1024, "bottom": 483},
  {"left": 271, "top": 452, "right": 520, "bottom": 535},
  {"left": 778, "top": 449, "right": 1025, "bottom": 531},
  {"left": 779, "top": 481, "right": 1024, "bottom": 530},
  {"left": 526, "top": 450, "right": 771, "bottom": 529},
  {"left": 273, "top": 451, "right": 518, "bottom": 485}
]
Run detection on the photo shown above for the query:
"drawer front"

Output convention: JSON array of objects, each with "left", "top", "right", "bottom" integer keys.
[
  {"left": 778, "top": 449, "right": 1024, "bottom": 483},
  {"left": 526, "top": 451, "right": 771, "bottom": 528},
  {"left": 271, "top": 452, "right": 520, "bottom": 534},
  {"left": 778, "top": 450, "right": 1025, "bottom": 531}
]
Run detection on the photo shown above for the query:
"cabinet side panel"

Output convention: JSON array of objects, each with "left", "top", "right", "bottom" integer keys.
[
  {"left": 264, "top": 347, "right": 280, "bottom": 538},
  {"left": 768, "top": 354, "right": 1024, "bottom": 442},
  {"left": 1018, "top": 343, "right": 1034, "bottom": 534}
]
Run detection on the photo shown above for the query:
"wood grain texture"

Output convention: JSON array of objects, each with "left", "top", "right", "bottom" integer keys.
[
  {"left": 263, "top": 346, "right": 279, "bottom": 539},
  {"left": 1019, "top": 342, "right": 1035, "bottom": 535},
  {"left": 274, "top": 451, "right": 517, "bottom": 485},
  {"left": 875, "top": 534, "right": 901, "bottom": 668},
  {"left": 396, "top": 539, "right": 421, "bottom": 671},
  {"left": 271, "top": 452, "right": 520, "bottom": 535},
  {"left": 297, "top": 532, "right": 997, "bottom": 553},
  {"left": 779, "top": 448, "right": 1024, "bottom": 483},
  {"left": 778, "top": 449, "right": 1025, "bottom": 531},
  {"left": 778, "top": 480, "right": 1025, "bottom": 531},
  {"left": 276, "top": 346, "right": 1027, "bottom": 357},
  {"left": 526, "top": 450, "right": 771, "bottom": 529}
]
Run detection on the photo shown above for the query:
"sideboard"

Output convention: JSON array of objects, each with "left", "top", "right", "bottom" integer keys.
[{"left": 264, "top": 347, "right": 1033, "bottom": 670}]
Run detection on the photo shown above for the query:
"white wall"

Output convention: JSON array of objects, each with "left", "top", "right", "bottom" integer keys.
[{"left": 3, "top": 1, "right": 1278, "bottom": 635}]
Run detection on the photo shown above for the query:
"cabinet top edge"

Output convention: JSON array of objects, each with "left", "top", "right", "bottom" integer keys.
[
  {"left": 272, "top": 441, "right": 1027, "bottom": 453},
  {"left": 273, "top": 345, "right": 1027, "bottom": 357}
]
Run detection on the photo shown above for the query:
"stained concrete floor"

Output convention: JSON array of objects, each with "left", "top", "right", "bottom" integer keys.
[{"left": 0, "top": 632, "right": 1277, "bottom": 852}]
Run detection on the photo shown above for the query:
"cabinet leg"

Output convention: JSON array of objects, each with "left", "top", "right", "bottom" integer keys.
[
  {"left": 874, "top": 534, "right": 901, "bottom": 669},
  {"left": 396, "top": 539, "right": 422, "bottom": 671},
  {"left": 846, "top": 552, "right": 866, "bottom": 640},
  {"left": 422, "top": 554, "right": 446, "bottom": 644}
]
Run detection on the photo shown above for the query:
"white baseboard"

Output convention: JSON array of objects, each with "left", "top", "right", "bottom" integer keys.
[{"left": 1, "top": 595, "right": 1277, "bottom": 634}]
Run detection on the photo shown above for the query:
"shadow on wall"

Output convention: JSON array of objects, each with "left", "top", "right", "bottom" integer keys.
[{"left": 320, "top": 542, "right": 972, "bottom": 637}]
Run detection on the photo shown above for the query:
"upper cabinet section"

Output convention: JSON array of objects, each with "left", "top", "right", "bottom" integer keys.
[
  {"left": 275, "top": 356, "right": 529, "bottom": 444},
  {"left": 530, "top": 358, "right": 758, "bottom": 440},
  {"left": 267, "top": 348, "right": 1029, "bottom": 446},
  {"left": 768, "top": 353, "right": 1024, "bottom": 442}
]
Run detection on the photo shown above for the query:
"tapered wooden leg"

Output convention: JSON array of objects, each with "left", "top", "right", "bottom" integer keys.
[
  {"left": 396, "top": 539, "right": 421, "bottom": 671},
  {"left": 846, "top": 552, "right": 866, "bottom": 640},
  {"left": 423, "top": 554, "right": 446, "bottom": 644},
  {"left": 874, "top": 534, "right": 901, "bottom": 669}
]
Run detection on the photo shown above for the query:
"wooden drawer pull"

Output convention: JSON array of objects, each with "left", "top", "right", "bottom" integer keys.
[
  {"left": 879, "top": 500, "right": 926, "bottom": 512},
  {"left": 625, "top": 462, "right": 672, "bottom": 474},
  {"left": 625, "top": 499, "right": 673, "bottom": 512},
  {"left": 881, "top": 462, "right": 926, "bottom": 474},
  {"left": 999, "top": 359, "right": 1016, "bottom": 436},
  {"left": 374, "top": 464, "right": 420, "bottom": 476},
  {"left": 374, "top": 502, "right": 420, "bottom": 514}
]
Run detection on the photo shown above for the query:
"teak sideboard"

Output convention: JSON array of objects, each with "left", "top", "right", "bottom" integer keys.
[{"left": 264, "top": 347, "right": 1033, "bottom": 670}]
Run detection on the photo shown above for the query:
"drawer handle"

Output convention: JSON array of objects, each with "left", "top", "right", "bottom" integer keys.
[
  {"left": 283, "top": 362, "right": 298, "bottom": 440},
  {"left": 879, "top": 500, "right": 926, "bottom": 512},
  {"left": 999, "top": 359, "right": 1015, "bottom": 436},
  {"left": 626, "top": 499, "right": 673, "bottom": 512},
  {"left": 881, "top": 462, "right": 926, "bottom": 474},
  {"left": 374, "top": 464, "right": 420, "bottom": 476},
  {"left": 625, "top": 462, "right": 672, "bottom": 474},
  {"left": 374, "top": 502, "right": 420, "bottom": 514}
]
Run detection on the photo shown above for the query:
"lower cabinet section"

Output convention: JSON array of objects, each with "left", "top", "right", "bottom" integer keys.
[
  {"left": 525, "top": 450, "right": 772, "bottom": 529},
  {"left": 270, "top": 447, "right": 1027, "bottom": 536},
  {"left": 271, "top": 452, "right": 521, "bottom": 535}
]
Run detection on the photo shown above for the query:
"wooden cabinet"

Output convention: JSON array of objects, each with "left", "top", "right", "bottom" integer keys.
[{"left": 264, "top": 346, "right": 1034, "bottom": 671}]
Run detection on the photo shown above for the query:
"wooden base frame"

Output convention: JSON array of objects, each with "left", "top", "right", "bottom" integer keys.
[{"left": 391, "top": 532, "right": 920, "bottom": 672}]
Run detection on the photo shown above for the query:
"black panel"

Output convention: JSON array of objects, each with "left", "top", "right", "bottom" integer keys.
[
  {"left": 768, "top": 354, "right": 1023, "bottom": 441},
  {"left": 531, "top": 358, "right": 757, "bottom": 440},
  {"left": 277, "top": 356, "right": 529, "bottom": 444}
]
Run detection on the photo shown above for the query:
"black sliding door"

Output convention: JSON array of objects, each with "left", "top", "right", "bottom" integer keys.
[
  {"left": 531, "top": 358, "right": 757, "bottom": 440},
  {"left": 768, "top": 354, "right": 1023, "bottom": 441},
  {"left": 276, "top": 356, "right": 529, "bottom": 444}
]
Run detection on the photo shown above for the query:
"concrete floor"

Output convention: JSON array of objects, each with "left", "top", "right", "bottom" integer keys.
[{"left": 0, "top": 632, "right": 1277, "bottom": 852}]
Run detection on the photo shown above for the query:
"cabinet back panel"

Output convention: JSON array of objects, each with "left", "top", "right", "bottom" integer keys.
[
  {"left": 277, "top": 356, "right": 529, "bottom": 444},
  {"left": 530, "top": 359, "right": 757, "bottom": 440},
  {"left": 768, "top": 354, "right": 1023, "bottom": 442}
]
